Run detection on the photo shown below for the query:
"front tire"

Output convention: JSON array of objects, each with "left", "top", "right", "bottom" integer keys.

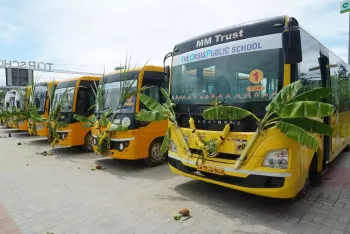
[
  {"left": 144, "top": 138, "right": 167, "bottom": 167},
  {"left": 83, "top": 132, "right": 94, "bottom": 152}
]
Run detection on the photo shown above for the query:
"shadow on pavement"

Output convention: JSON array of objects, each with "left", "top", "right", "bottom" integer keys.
[
  {"left": 95, "top": 158, "right": 176, "bottom": 180},
  {"left": 173, "top": 152, "right": 350, "bottom": 233},
  {"left": 51, "top": 147, "right": 97, "bottom": 160},
  {"left": 26, "top": 138, "right": 50, "bottom": 146},
  {"left": 12, "top": 132, "right": 34, "bottom": 139},
  {"left": 174, "top": 179, "right": 297, "bottom": 232}
]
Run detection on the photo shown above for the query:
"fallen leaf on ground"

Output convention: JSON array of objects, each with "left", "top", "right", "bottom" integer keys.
[
  {"left": 8, "top": 133, "right": 11, "bottom": 137},
  {"left": 26, "top": 164, "right": 29, "bottom": 166},
  {"left": 17, "top": 142, "right": 22, "bottom": 145},
  {"left": 96, "top": 165, "right": 102, "bottom": 170},
  {"left": 36, "top": 151, "right": 52, "bottom": 156}
]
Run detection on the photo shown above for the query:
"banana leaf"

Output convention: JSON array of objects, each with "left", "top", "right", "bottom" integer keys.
[
  {"left": 135, "top": 109, "right": 168, "bottom": 122},
  {"left": 202, "top": 106, "right": 257, "bottom": 121},
  {"left": 266, "top": 80, "right": 302, "bottom": 112},
  {"left": 279, "top": 117, "right": 332, "bottom": 136},
  {"left": 139, "top": 93, "right": 167, "bottom": 112},
  {"left": 109, "top": 123, "right": 128, "bottom": 132},
  {"left": 73, "top": 114, "right": 94, "bottom": 124},
  {"left": 289, "top": 87, "right": 332, "bottom": 103},
  {"left": 161, "top": 127, "right": 171, "bottom": 153},
  {"left": 276, "top": 121, "right": 318, "bottom": 151},
  {"left": 277, "top": 101, "right": 335, "bottom": 118}
]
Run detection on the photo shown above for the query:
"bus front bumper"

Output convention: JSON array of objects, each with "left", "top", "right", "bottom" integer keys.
[
  {"left": 35, "top": 123, "right": 48, "bottom": 137},
  {"left": 91, "top": 135, "right": 140, "bottom": 160},
  {"left": 18, "top": 120, "right": 29, "bottom": 131},
  {"left": 168, "top": 153, "right": 300, "bottom": 199}
]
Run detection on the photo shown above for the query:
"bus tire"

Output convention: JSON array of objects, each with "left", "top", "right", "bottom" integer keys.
[
  {"left": 295, "top": 155, "right": 317, "bottom": 199},
  {"left": 343, "top": 144, "right": 350, "bottom": 152},
  {"left": 144, "top": 138, "right": 167, "bottom": 167},
  {"left": 83, "top": 132, "right": 94, "bottom": 152}
]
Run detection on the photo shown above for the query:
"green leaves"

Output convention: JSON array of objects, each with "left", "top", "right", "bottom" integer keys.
[
  {"left": 278, "top": 101, "right": 335, "bottom": 118},
  {"left": 160, "top": 127, "right": 171, "bottom": 153},
  {"left": 276, "top": 121, "right": 318, "bottom": 151},
  {"left": 202, "top": 106, "right": 259, "bottom": 121},
  {"left": 109, "top": 123, "right": 128, "bottom": 132},
  {"left": 280, "top": 118, "right": 332, "bottom": 136},
  {"left": 139, "top": 93, "right": 167, "bottom": 112},
  {"left": 135, "top": 109, "right": 168, "bottom": 122},
  {"left": 266, "top": 80, "right": 302, "bottom": 112},
  {"left": 73, "top": 114, "right": 94, "bottom": 125},
  {"left": 289, "top": 87, "right": 332, "bottom": 103}
]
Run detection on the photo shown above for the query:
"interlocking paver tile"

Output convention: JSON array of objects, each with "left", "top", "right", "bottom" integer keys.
[{"left": 2, "top": 128, "right": 350, "bottom": 233}]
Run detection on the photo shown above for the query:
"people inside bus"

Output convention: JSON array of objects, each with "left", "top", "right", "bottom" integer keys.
[{"left": 211, "top": 76, "right": 231, "bottom": 97}]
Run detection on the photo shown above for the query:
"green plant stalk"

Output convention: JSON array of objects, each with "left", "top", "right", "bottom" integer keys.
[
  {"left": 171, "top": 121, "right": 191, "bottom": 157},
  {"left": 234, "top": 113, "right": 270, "bottom": 169}
]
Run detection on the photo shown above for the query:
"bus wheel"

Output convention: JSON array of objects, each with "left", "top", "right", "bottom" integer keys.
[
  {"left": 83, "top": 133, "right": 94, "bottom": 152},
  {"left": 145, "top": 139, "right": 167, "bottom": 167},
  {"left": 295, "top": 156, "right": 317, "bottom": 199},
  {"left": 343, "top": 144, "right": 350, "bottom": 152}
]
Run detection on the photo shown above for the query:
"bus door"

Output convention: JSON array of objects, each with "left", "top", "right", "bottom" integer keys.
[{"left": 319, "top": 53, "right": 332, "bottom": 167}]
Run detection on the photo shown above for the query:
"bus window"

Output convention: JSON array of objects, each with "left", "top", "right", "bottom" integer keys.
[{"left": 76, "top": 88, "right": 90, "bottom": 115}]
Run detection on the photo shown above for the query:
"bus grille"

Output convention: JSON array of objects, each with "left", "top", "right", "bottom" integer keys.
[{"left": 189, "top": 148, "right": 240, "bottom": 160}]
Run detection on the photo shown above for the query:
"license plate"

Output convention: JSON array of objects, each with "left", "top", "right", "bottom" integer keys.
[{"left": 197, "top": 165, "right": 225, "bottom": 175}]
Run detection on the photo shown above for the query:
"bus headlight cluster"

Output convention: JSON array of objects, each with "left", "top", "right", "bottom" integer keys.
[
  {"left": 263, "top": 149, "right": 288, "bottom": 169},
  {"left": 36, "top": 124, "right": 44, "bottom": 130},
  {"left": 61, "top": 133, "right": 68, "bottom": 140},
  {"left": 170, "top": 140, "right": 177, "bottom": 153}
]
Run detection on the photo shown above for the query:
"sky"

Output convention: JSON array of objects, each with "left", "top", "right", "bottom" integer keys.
[{"left": 0, "top": 0, "right": 348, "bottom": 84}]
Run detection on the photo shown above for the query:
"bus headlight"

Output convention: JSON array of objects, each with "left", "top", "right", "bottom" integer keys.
[
  {"left": 169, "top": 140, "right": 177, "bottom": 153},
  {"left": 37, "top": 124, "right": 44, "bottom": 130},
  {"left": 263, "top": 149, "right": 288, "bottom": 169}
]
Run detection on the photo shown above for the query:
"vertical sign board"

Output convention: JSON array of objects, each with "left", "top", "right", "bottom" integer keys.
[
  {"left": 5, "top": 68, "right": 33, "bottom": 86},
  {"left": 341, "top": 0, "right": 350, "bottom": 13}
]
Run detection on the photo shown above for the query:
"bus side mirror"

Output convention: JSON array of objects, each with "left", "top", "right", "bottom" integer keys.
[
  {"left": 164, "top": 65, "right": 170, "bottom": 82},
  {"left": 282, "top": 30, "right": 302, "bottom": 64}
]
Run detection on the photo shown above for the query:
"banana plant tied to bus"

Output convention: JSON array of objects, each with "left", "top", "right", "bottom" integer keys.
[
  {"left": 203, "top": 80, "right": 334, "bottom": 169},
  {"left": 47, "top": 87, "right": 74, "bottom": 148},
  {"left": 73, "top": 56, "right": 151, "bottom": 155}
]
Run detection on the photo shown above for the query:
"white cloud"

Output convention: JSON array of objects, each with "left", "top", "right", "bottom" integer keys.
[{"left": 0, "top": 0, "right": 349, "bottom": 82}]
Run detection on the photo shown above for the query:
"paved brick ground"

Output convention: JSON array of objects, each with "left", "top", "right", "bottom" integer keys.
[{"left": 1, "top": 127, "right": 350, "bottom": 233}]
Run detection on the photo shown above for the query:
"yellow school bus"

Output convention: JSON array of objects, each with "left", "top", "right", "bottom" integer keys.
[
  {"left": 3, "top": 90, "right": 16, "bottom": 128},
  {"left": 15, "top": 86, "right": 31, "bottom": 131},
  {"left": 166, "top": 16, "right": 350, "bottom": 198},
  {"left": 50, "top": 76, "right": 101, "bottom": 150},
  {"left": 91, "top": 66, "right": 168, "bottom": 166},
  {"left": 28, "top": 81, "right": 57, "bottom": 136}
]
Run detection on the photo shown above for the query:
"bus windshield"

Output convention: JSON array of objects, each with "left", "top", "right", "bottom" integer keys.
[
  {"left": 171, "top": 49, "right": 282, "bottom": 105},
  {"left": 31, "top": 85, "right": 48, "bottom": 112},
  {"left": 15, "top": 90, "right": 26, "bottom": 111},
  {"left": 102, "top": 80, "right": 137, "bottom": 113},
  {"left": 52, "top": 87, "right": 75, "bottom": 112}
]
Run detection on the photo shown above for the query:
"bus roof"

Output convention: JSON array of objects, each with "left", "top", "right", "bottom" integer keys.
[
  {"left": 173, "top": 16, "right": 285, "bottom": 56},
  {"left": 104, "top": 65, "right": 163, "bottom": 76},
  {"left": 56, "top": 75, "right": 101, "bottom": 83}
]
